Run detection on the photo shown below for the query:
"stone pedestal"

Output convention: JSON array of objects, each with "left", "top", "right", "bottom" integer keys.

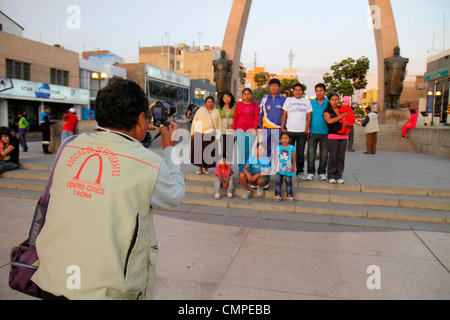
[{"left": 378, "top": 109, "right": 410, "bottom": 125}]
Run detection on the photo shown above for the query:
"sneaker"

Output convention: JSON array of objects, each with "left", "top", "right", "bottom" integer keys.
[
  {"left": 297, "top": 173, "right": 307, "bottom": 180},
  {"left": 329, "top": 178, "right": 336, "bottom": 184},
  {"left": 214, "top": 193, "right": 220, "bottom": 199},
  {"left": 287, "top": 195, "right": 294, "bottom": 203},
  {"left": 306, "top": 173, "right": 314, "bottom": 181},
  {"left": 256, "top": 186, "right": 264, "bottom": 197},
  {"left": 263, "top": 184, "right": 270, "bottom": 190},
  {"left": 227, "top": 193, "right": 233, "bottom": 199},
  {"left": 250, "top": 184, "right": 257, "bottom": 189},
  {"left": 274, "top": 195, "right": 281, "bottom": 202},
  {"left": 241, "top": 190, "right": 252, "bottom": 200},
  {"left": 319, "top": 174, "right": 327, "bottom": 181},
  {"left": 337, "top": 179, "right": 344, "bottom": 184}
]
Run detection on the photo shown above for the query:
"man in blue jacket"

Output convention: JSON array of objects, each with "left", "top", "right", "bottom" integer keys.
[{"left": 259, "top": 78, "right": 286, "bottom": 158}]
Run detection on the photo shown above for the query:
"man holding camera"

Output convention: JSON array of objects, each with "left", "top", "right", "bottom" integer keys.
[{"left": 32, "top": 79, "right": 185, "bottom": 300}]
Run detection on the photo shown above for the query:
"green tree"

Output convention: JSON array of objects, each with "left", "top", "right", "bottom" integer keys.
[
  {"left": 280, "top": 78, "right": 307, "bottom": 97},
  {"left": 323, "top": 56, "right": 370, "bottom": 97},
  {"left": 254, "top": 72, "right": 269, "bottom": 88},
  {"left": 252, "top": 87, "right": 269, "bottom": 102}
]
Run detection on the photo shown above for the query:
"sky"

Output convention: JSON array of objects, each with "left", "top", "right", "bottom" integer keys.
[{"left": 1, "top": 0, "right": 449, "bottom": 94}]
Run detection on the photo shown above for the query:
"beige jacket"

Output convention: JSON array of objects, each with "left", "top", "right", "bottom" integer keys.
[{"left": 32, "top": 130, "right": 163, "bottom": 299}]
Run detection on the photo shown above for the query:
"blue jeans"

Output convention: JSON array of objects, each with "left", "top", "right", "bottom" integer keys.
[
  {"left": 61, "top": 130, "right": 74, "bottom": 142},
  {"left": 275, "top": 173, "right": 293, "bottom": 196},
  {"left": 236, "top": 129, "right": 256, "bottom": 173}
]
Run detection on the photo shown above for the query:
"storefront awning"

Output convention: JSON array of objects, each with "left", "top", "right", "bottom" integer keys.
[{"left": 0, "top": 77, "right": 89, "bottom": 105}]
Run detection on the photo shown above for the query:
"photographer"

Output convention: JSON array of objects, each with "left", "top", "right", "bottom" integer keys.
[{"left": 32, "top": 79, "right": 185, "bottom": 300}]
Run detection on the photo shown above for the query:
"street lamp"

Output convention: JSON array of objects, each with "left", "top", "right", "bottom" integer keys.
[
  {"left": 195, "top": 90, "right": 205, "bottom": 106},
  {"left": 91, "top": 72, "right": 108, "bottom": 90}
]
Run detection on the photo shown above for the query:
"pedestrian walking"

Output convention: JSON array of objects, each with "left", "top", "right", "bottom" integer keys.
[{"left": 17, "top": 112, "right": 29, "bottom": 152}]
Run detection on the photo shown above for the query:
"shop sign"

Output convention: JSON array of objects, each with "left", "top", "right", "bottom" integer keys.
[
  {"left": 146, "top": 64, "right": 190, "bottom": 87},
  {"left": 425, "top": 65, "right": 450, "bottom": 82},
  {"left": 0, "top": 77, "right": 89, "bottom": 104}
]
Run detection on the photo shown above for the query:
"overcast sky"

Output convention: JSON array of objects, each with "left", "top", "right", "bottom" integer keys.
[{"left": 1, "top": 0, "right": 449, "bottom": 93}]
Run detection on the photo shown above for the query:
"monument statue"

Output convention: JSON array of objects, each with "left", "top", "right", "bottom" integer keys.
[
  {"left": 384, "top": 46, "right": 409, "bottom": 109},
  {"left": 213, "top": 50, "right": 233, "bottom": 101}
]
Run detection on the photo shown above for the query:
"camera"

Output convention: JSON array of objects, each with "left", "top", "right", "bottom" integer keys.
[{"left": 152, "top": 100, "right": 176, "bottom": 127}]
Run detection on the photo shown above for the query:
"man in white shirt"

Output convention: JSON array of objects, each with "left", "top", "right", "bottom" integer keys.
[{"left": 281, "top": 83, "right": 312, "bottom": 180}]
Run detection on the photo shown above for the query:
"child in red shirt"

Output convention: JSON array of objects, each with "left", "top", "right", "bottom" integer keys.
[{"left": 214, "top": 158, "right": 234, "bottom": 199}]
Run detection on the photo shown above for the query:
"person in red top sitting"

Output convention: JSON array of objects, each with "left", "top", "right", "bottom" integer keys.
[
  {"left": 401, "top": 109, "right": 417, "bottom": 139},
  {"left": 337, "top": 96, "right": 355, "bottom": 135},
  {"left": 214, "top": 157, "right": 234, "bottom": 199},
  {"left": 61, "top": 108, "right": 78, "bottom": 142}
]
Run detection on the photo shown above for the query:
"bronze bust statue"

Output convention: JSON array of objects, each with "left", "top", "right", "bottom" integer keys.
[
  {"left": 384, "top": 46, "right": 409, "bottom": 109},
  {"left": 213, "top": 50, "right": 233, "bottom": 101}
]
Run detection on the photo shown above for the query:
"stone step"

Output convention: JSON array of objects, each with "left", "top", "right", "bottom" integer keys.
[
  {"left": 184, "top": 180, "right": 450, "bottom": 212},
  {"left": 185, "top": 174, "right": 450, "bottom": 198},
  {"left": 0, "top": 177, "right": 47, "bottom": 192},
  {"left": 181, "top": 192, "right": 450, "bottom": 225}
]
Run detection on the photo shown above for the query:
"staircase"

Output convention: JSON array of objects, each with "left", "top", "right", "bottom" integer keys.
[
  {"left": 352, "top": 124, "right": 418, "bottom": 152},
  {"left": 2, "top": 163, "right": 449, "bottom": 230}
]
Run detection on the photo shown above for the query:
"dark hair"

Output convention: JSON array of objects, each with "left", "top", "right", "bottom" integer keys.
[
  {"left": 280, "top": 132, "right": 291, "bottom": 139},
  {"left": 293, "top": 83, "right": 304, "bottom": 91},
  {"left": 327, "top": 93, "right": 339, "bottom": 100},
  {"left": 204, "top": 96, "right": 215, "bottom": 104},
  {"left": 365, "top": 106, "right": 372, "bottom": 112},
  {"left": 242, "top": 88, "right": 252, "bottom": 95},
  {"left": 315, "top": 83, "right": 326, "bottom": 91},
  {"left": 219, "top": 91, "right": 236, "bottom": 109},
  {"left": 256, "top": 142, "right": 267, "bottom": 150},
  {"left": 410, "top": 109, "right": 416, "bottom": 114},
  {"left": 95, "top": 79, "right": 149, "bottom": 131},
  {"left": 269, "top": 78, "right": 281, "bottom": 87}
]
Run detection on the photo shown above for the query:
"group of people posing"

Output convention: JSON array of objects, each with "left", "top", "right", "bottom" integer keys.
[{"left": 188, "top": 79, "right": 358, "bottom": 202}]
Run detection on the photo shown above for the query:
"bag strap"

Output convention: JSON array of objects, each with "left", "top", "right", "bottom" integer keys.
[{"left": 27, "top": 135, "right": 77, "bottom": 246}]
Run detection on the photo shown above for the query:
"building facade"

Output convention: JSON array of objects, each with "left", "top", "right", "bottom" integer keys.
[
  {"left": 0, "top": 30, "right": 88, "bottom": 130},
  {"left": 424, "top": 49, "right": 450, "bottom": 125},
  {"left": 117, "top": 62, "right": 190, "bottom": 118}
]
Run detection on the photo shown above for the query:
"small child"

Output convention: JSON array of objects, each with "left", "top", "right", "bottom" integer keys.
[
  {"left": 214, "top": 157, "right": 234, "bottom": 199},
  {"left": 239, "top": 142, "right": 271, "bottom": 200},
  {"left": 274, "top": 132, "right": 296, "bottom": 203},
  {"left": 337, "top": 96, "right": 355, "bottom": 135}
]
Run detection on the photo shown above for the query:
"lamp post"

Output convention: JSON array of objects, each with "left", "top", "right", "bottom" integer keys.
[
  {"left": 195, "top": 90, "right": 205, "bottom": 106},
  {"left": 91, "top": 72, "right": 108, "bottom": 91}
]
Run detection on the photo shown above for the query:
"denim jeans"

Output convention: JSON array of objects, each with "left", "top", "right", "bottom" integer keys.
[
  {"left": 307, "top": 133, "right": 328, "bottom": 175},
  {"left": 0, "top": 161, "right": 19, "bottom": 174},
  {"left": 275, "top": 173, "right": 293, "bottom": 196},
  {"left": 61, "top": 130, "right": 74, "bottom": 142},
  {"left": 236, "top": 129, "right": 256, "bottom": 173},
  {"left": 214, "top": 177, "right": 234, "bottom": 194},
  {"left": 18, "top": 133, "right": 28, "bottom": 151}
]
